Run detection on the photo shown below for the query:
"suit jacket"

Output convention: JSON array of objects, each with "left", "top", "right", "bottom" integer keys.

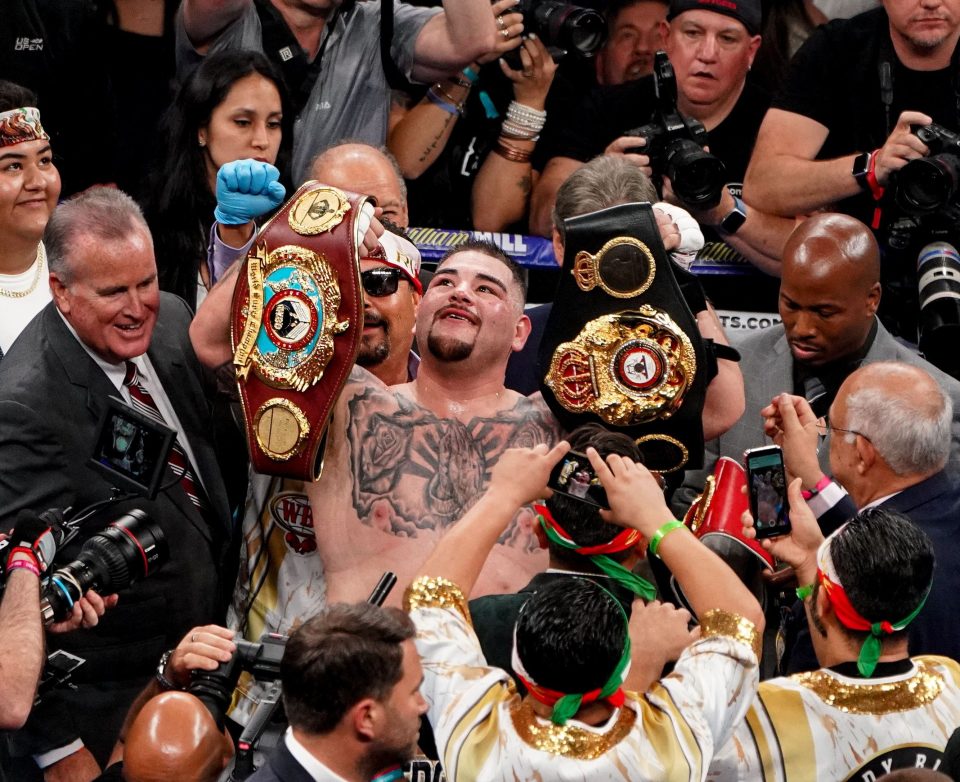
[
  {"left": 677, "top": 320, "right": 960, "bottom": 510},
  {"left": 816, "top": 471, "right": 960, "bottom": 664},
  {"left": 248, "top": 740, "right": 339, "bottom": 782},
  {"left": 0, "top": 295, "right": 234, "bottom": 763}
]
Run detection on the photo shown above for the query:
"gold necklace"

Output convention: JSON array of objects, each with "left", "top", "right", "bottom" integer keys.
[{"left": 0, "top": 243, "right": 45, "bottom": 299}]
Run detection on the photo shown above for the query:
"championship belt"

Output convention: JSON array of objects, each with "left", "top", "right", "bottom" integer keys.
[
  {"left": 231, "top": 182, "right": 371, "bottom": 480},
  {"left": 539, "top": 202, "right": 708, "bottom": 472}
]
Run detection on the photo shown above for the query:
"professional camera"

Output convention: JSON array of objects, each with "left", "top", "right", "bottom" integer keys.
[
  {"left": 504, "top": 0, "right": 605, "bottom": 67},
  {"left": 625, "top": 51, "right": 726, "bottom": 209},
  {"left": 40, "top": 509, "right": 168, "bottom": 624},
  {"left": 895, "top": 123, "right": 960, "bottom": 216},
  {"left": 189, "top": 633, "right": 287, "bottom": 731}
]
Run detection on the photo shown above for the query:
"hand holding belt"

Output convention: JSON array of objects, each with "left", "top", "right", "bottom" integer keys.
[
  {"left": 231, "top": 182, "right": 371, "bottom": 480},
  {"left": 539, "top": 202, "right": 708, "bottom": 472}
]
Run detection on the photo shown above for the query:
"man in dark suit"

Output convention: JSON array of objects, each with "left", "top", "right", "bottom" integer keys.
[
  {"left": 764, "top": 361, "right": 960, "bottom": 669},
  {"left": 0, "top": 188, "right": 234, "bottom": 780},
  {"left": 249, "top": 603, "right": 426, "bottom": 782},
  {"left": 680, "top": 212, "right": 960, "bottom": 512}
]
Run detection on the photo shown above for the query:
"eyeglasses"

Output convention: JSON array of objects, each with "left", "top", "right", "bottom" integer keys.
[
  {"left": 815, "top": 415, "right": 871, "bottom": 443},
  {"left": 361, "top": 268, "right": 403, "bottom": 298}
]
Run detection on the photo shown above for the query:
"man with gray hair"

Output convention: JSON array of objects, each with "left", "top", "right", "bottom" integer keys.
[
  {"left": 0, "top": 187, "right": 234, "bottom": 779},
  {"left": 763, "top": 360, "right": 960, "bottom": 667}
]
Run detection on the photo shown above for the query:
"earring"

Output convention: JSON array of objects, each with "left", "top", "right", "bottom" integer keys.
[{"left": 199, "top": 137, "right": 207, "bottom": 148}]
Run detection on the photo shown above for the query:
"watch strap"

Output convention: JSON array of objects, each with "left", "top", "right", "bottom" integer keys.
[{"left": 155, "top": 649, "right": 177, "bottom": 691}]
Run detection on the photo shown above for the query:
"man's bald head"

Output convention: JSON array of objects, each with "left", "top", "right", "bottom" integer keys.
[
  {"left": 782, "top": 213, "right": 881, "bottom": 290},
  {"left": 309, "top": 143, "right": 409, "bottom": 228},
  {"left": 123, "top": 692, "right": 233, "bottom": 782},
  {"left": 778, "top": 214, "right": 882, "bottom": 366}
]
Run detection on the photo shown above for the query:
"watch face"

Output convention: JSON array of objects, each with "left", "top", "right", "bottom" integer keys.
[
  {"left": 720, "top": 202, "right": 747, "bottom": 234},
  {"left": 853, "top": 152, "right": 871, "bottom": 181}
]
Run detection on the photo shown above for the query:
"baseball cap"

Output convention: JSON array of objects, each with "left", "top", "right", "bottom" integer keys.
[
  {"left": 365, "top": 230, "right": 422, "bottom": 293},
  {"left": 667, "top": 0, "right": 761, "bottom": 35}
]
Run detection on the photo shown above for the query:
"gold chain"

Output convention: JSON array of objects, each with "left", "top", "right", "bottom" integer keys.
[{"left": 0, "top": 243, "right": 45, "bottom": 299}]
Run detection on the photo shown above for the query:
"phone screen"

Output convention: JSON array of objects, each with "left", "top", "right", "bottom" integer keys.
[
  {"left": 746, "top": 448, "right": 791, "bottom": 539},
  {"left": 548, "top": 450, "right": 608, "bottom": 508}
]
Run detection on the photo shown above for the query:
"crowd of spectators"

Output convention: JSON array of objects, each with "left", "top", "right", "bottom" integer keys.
[{"left": 6, "top": 0, "right": 960, "bottom": 780}]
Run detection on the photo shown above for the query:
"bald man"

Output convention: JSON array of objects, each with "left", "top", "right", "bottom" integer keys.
[
  {"left": 309, "top": 143, "right": 409, "bottom": 229},
  {"left": 681, "top": 213, "right": 960, "bottom": 492},
  {"left": 761, "top": 360, "right": 960, "bottom": 668},
  {"left": 122, "top": 692, "right": 232, "bottom": 782}
]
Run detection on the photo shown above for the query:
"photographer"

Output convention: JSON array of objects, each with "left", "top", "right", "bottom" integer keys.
[
  {"left": 743, "top": 1, "right": 960, "bottom": 340},
  {"left": 0, "top": 512, "right": 115, "bottom": 731},
  {"left": 530, "top": 0, "right": 798, "bottom": 307},
  {"left": 96, "top": 625, "right": 236, "bottom": 782},
  {"left": 177, "top": 0, "right": 497, "bottom": 184}
]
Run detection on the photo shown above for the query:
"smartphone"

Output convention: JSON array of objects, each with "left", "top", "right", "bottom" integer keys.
[
  {"left": 548, "top": 450, "right": 608, "bottom": 508},
  {"left": 744, "top": 445, "right": 791, "bottom": 539}
]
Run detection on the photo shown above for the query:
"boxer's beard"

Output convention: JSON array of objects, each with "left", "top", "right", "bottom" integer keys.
[{"left": 427, "top": 331, "right": 474, "bottom": 362}]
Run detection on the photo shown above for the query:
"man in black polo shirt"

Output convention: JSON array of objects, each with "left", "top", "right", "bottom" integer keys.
[{"left": 744, "top": 0, "right": 960, "bottom": 341}]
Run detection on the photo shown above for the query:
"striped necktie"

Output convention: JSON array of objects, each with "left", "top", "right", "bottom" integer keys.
[{"left": 123, "top": 361, "right": 210, "bottom": 515}]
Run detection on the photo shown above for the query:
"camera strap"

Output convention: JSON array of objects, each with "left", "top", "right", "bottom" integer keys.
[
  {"left": 380, "top": 0, "right": 414, "bottom": 92},
  {"left": 876, "top": 25, "right": 960, "bottom": 138},
  {"left": 253, "top": 0, "right": 343, "bottom": 118}
]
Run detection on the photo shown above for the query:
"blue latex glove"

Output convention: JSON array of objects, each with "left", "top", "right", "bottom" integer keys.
[{"left": 214, "top": 159, "right": 286, "bottom": 225}]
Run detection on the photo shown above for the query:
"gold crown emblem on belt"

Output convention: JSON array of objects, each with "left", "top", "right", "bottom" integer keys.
[{"left": 544, "top": 305, "right": 697, "bottom": 427}]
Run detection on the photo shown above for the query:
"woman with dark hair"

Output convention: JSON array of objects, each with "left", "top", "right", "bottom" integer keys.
[
  {"left": 142, "top": 49, "right": 290, "bottom": 310},
  {"left": 0, "top": 79, "right": 61, "bottom": 360}
]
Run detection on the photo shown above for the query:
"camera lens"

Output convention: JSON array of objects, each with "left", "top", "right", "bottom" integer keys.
[
  {"left": 896, "top": 154, "right": 960, "bottom": 215},
  {"left": 665, "top": 139, "right": 726, "bottom": 208},
  {"left": 530, "top": 0, "right": 606, "bottom": 56},
  {"left": 40, "top": 510, "right": 168, "bottom": 624},
  {"left": 917, "top": 241, "right": 960, "bottom": 376}
]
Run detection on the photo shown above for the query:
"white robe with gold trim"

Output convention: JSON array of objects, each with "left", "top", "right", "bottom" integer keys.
[
  {"left": 708, "top": 656, "right": 960, "bottom": 782},
  {"left": 407, "top": 577, "right": 760, "bottom": 782}
]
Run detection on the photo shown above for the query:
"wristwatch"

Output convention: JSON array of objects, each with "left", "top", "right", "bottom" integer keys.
[
  {"left": 852, "top": 151, "right": 872, "bottom": 192},
  {"left": 718, "top": 191, "right": 747, "bottom": 235},
  {"left": 155, "top": 649, "right": 177, "bottom": 691}
]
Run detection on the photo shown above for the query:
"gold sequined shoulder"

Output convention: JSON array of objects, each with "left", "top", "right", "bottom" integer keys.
[
  {"left": 792, "top": 661, "right": 944, "bottom": 715},
  {"left": 699, "top": 609, "right": 761, "bottom": 659},
  {"left": 404, "top": 576, "right": 472, "bottom": 624},
  {"left": 509, "top": 699, "right": 637, "bottom": 760}
]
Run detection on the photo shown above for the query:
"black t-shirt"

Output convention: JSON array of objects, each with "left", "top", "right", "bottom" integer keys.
[
  {"left": 537, "top": 76, "right": 769, "bottom": 181},
  {"left": 774, "top": 7, "right": 960, "bottom": 342},
  {"left": 538, "top": 78, "right": 777, "bottom": 311},
  {"left": 774, "top": 7, "right": 958, "bottom": 227}
]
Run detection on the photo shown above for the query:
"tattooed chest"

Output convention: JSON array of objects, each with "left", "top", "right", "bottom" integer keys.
[{"left": 348, "top": 395, "right": 556, "bottom": 535}]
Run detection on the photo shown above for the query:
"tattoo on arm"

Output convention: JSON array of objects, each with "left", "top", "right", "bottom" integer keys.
[
  {"left": 417, "top": 111, "right": 457, "bottom": 164},
  {"left": 515, "top": 174, "right": 532, "bottom": 196}
]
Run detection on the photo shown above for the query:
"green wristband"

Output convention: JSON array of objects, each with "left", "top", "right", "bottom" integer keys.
[
  {"left": 796, "top": 583, "right": 814, "bottom": 601},
  {"left": 648, "top": 520, "right": 685, "bottom": 559}
]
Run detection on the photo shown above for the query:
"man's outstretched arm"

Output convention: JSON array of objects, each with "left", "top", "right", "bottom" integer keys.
[{"left": 413, "top": 442, "right": 570, "bottom": 596}]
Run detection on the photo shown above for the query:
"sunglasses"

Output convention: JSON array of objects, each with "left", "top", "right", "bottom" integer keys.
[{"left": 361, "top": 267, "right": 404, "bottom": 297}]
